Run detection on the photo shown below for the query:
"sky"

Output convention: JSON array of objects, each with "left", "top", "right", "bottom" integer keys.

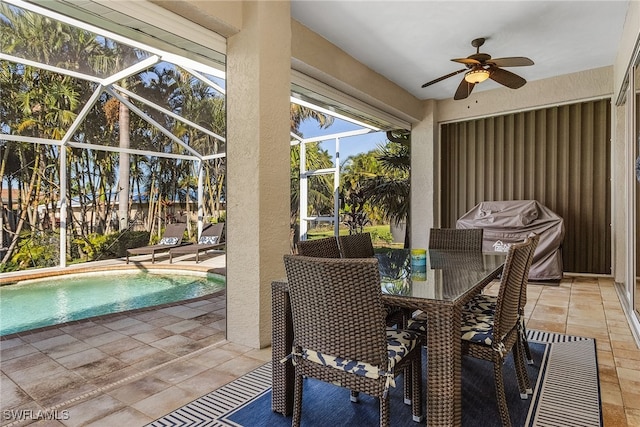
[{"left": 297, "top": 117, "right": 388, "bottom": 164}]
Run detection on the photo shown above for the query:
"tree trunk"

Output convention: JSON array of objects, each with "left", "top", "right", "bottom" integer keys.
[
  {"left": 118, "top": 96, "right": 130, "bottom": 231},
  {"left": 1, "top": 152, "right": 40, "bottom": 265}
]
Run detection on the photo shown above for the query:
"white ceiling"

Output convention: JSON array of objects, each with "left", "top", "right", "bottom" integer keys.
[{"left": 291, "top": 1, "right": 630, "bottom": 101}]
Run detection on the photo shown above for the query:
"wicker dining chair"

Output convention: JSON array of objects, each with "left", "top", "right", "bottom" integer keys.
[
  {"left": 460, "top": 236, "right": 536, "bottom": 427},
  {"left": 296, "top": 236, "right": 341, "bottom": 258},
  {"left": 297, "top": 234, "right": 401, "bottom": 328},
  {"left": 409, "top": 228, "right": 485, "bottom": 330},
  {"left": 282, "top": 255, "right": 424, "bottom": 427},
  {"left": 428, "top": 227, "right": 484, "bottom": 251},
  {"left": 338, "top": 232, "right": 375, "bottom": 258},
  {"left": 464, "top": 233, "right": 541, "bottom": 364}
]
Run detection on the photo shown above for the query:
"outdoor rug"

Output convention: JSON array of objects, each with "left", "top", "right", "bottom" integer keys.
[{"left": 148, "top": 330, "right": 602, "bottom": 427}]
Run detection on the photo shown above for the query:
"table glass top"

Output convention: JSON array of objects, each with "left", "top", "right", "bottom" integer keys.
[{"left": 376, "top": 249, "right": 506, "bottom": 302}]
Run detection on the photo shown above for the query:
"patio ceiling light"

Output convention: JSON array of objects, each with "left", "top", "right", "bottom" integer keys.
[{"left": 464, "top": 68, "right": 491, "bottom": 84}]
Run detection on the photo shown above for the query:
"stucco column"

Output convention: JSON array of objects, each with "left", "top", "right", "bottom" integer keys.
[
  {"left": 226, "top": 1, "right": 291, "bottom": 348},
  {"left": 411, "top": 99, "right": 437, "bottom": 250}
]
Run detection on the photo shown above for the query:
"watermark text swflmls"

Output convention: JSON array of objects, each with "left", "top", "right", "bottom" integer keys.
[{"left": 2, "top": 410, "right": 70, "bottom": 421}]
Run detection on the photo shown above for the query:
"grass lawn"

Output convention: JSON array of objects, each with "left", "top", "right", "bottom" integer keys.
[{"left": 306, "top": 224, "right": 403, "bottom": 249}]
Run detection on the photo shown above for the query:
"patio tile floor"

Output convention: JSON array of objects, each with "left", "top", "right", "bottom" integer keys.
[{"left": 1, "top": 254, "right": 639, "bottom": 426}]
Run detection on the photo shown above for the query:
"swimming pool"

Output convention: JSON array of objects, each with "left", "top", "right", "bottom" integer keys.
[{"left": 0, "top": 271, "right": 225, "bottom": 336}]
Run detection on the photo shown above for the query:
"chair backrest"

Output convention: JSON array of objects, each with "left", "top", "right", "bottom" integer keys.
[
  {"left": 161, "top": 223, "right": 187, "bottom": 245},
  {"left": 493, "top": 237, "right": 535, "bottom": 340},
  {"left": 428, "top": 228, "right": 484, "bottom": 251},
  {"left": 283, "top": 255, "right": 387, "bottom": 367},
  {"left": 200, "top": 222, "right": 225, "bottom": 244},
  {"left": 519, "top": 232, "right": 540, "bottom": 309},
  {"left": 338, "top": 232, "right": 375, "bottom": 258},
  {"left": 296, "top": 236, "right": 341, "bottom": 258}
]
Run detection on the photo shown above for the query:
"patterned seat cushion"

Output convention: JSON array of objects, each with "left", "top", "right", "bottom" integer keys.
[
  {"left": 461, "top": 311, "right": 495, "bottom": 346},
  {"left": 404, "top": 310, "right": 428, "bottom": 333},
  {"left": 299, "top": 328, "right": 420, "bottom": 385},
  {"left": 407, "top": 318, "right": 427, "bottom": 333},
  {"left": 464, "top": 294, "right": 497, "bottom": 315}
]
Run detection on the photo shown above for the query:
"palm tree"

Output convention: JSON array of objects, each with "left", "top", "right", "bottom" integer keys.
[
  {"left": 0, "top": 4, "right": 84, "bottom": 265},
  {"left": 0, "top": 3, "right": 137, "bottom": 265},
  {"left": 365, "top": 130, "right": 411, "bottom": 247},
  {"left": 290, "top": 104, "right": 332, "bottom": 136},
  {"left": 340, "top": 151, "right": 380, "bottom": 233}
]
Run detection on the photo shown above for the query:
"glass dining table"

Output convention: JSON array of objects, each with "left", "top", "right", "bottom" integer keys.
[{"left": 271, "top": 249, "right": 507, "bottom": 427}]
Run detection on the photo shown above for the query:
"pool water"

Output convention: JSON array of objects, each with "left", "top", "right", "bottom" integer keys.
[{"left": 0, "top": 271, "right": 225, "bottom": 336}]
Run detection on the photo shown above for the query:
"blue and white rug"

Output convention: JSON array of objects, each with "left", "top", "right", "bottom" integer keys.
[{"left": 148, "top": 331, "right": 601, "bottom": 427}]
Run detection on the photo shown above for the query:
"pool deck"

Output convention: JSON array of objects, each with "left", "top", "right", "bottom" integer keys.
[{"left": 0, "top": 251, "right": 270, "bottom": 427}]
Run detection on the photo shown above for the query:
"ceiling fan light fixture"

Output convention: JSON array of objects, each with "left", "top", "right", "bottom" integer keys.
[{"left": 464, "top": 68, "right": 490, "bottom": 84}]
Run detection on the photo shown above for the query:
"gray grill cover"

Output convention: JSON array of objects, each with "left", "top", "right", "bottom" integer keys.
[{"left": 456, "top": 200, "right": 565, "bottom": 281}]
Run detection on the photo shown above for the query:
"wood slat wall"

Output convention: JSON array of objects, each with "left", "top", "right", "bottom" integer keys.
[{"left": 440, "top": 99, "right": 611, "bottom": 274}]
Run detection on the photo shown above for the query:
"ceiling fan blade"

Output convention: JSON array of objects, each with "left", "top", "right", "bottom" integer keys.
[
  {"left": 451, "top": 58, "right": 480, "bottom": 66},
  {"left": 489, "top": 66, "right": 527, "bottom": 89},
  {"left": 421, "top": 68, "right": 467, "bottom": 88},
  {"left": 490, "top": 57, "right": 534, "bottom": 67},
  {"left": 454, "top": 78, "right": 475, "bottom": 100}
]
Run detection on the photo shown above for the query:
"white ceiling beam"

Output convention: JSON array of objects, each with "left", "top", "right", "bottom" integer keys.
[
  {"left": 291, "top": 97, "right": 381, "bottom": 132},
  {"left": 66, "top": 141, "right": 199, "bottom": 161},
  {"left": 101, "top": 56, "right": 160, "bottom": 86},
  {"left": 299, "top": 128, "right": 374, "bottom": 144},
  {"left": 0, "top": 53, "right": 102, "bottom": 83}
]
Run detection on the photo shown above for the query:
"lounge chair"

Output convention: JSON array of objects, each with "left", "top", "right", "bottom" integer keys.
[
  {"left": 126, "top": 223, "right": 187, "bottom": 264},
  {"left": 169, "top": 222, "right": 225, "bottom": 263}
]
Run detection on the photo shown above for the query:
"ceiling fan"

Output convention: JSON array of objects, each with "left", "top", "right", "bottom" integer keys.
[{"left": 421, "top": 37, "right": 534, "bottom": 100}]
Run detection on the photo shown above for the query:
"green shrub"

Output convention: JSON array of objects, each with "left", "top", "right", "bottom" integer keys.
[
  {"left": 117, "top": 231, "right": 151, "bottom": 256},
  {"left": 73, "top": 230, "right": 150, "bottom": 260},
  {"left": 73, "top": 233, "right": 111, "bottom": 260},
  {"left": 7, "top": 230, "right": 59, "bottom": 270}
]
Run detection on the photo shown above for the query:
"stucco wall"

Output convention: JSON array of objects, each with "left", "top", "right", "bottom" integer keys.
[
  {"left": 151, "top": 0, "right": 243, "bottom": 37},
  {"left": 436, "top": 67, "right": 613, "bottom": 123},
  {"left": 612, "top": 0, "right": 640, "bottom": 293},
  {"left": 614, "top": 0, "right": 639, "bottom": 99},
  {"left": 226, "top": 1, "right": 292, "bottom": 348}
]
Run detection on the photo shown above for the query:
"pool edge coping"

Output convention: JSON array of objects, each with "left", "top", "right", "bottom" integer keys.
[
  {"left": 0, "top": 288, "right": 227, "bottom": 341},
  {"left": 0, "top": 262, "right": 226, "bottom": 286}
]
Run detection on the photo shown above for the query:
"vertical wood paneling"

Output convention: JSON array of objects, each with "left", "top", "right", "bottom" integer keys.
[{"left": 441, "top": 99, "right": 611, "bottom": 274}]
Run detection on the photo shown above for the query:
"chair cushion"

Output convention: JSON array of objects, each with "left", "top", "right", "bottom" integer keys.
[
  {"left": 461, "top": 311, "right": 495, "bottom": 346},
  {"left": 199, "top": 235, "right": 219, "bottom": 245},
  {"left": 159, "top": 237, "right": 179, "bottom": 245},
  {"left": 407, "top": 318, "right": 427, "bottom": 333},
  {"left": 464, "top": 294, "right": 497, "bottom": 315},
  {"left": 404, "top": 310, "right": 428, "bottom": 333},
  {"left": 300, "top": 328, "right": 420, "bottom": 380}
]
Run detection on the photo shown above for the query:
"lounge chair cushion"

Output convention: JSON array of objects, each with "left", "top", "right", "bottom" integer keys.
[
  {"left": 159, "top": 237, "right": 179, "bottom": 245},
  {"left": 199, "top": 235, "right": 219, "bottom": 245}
]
